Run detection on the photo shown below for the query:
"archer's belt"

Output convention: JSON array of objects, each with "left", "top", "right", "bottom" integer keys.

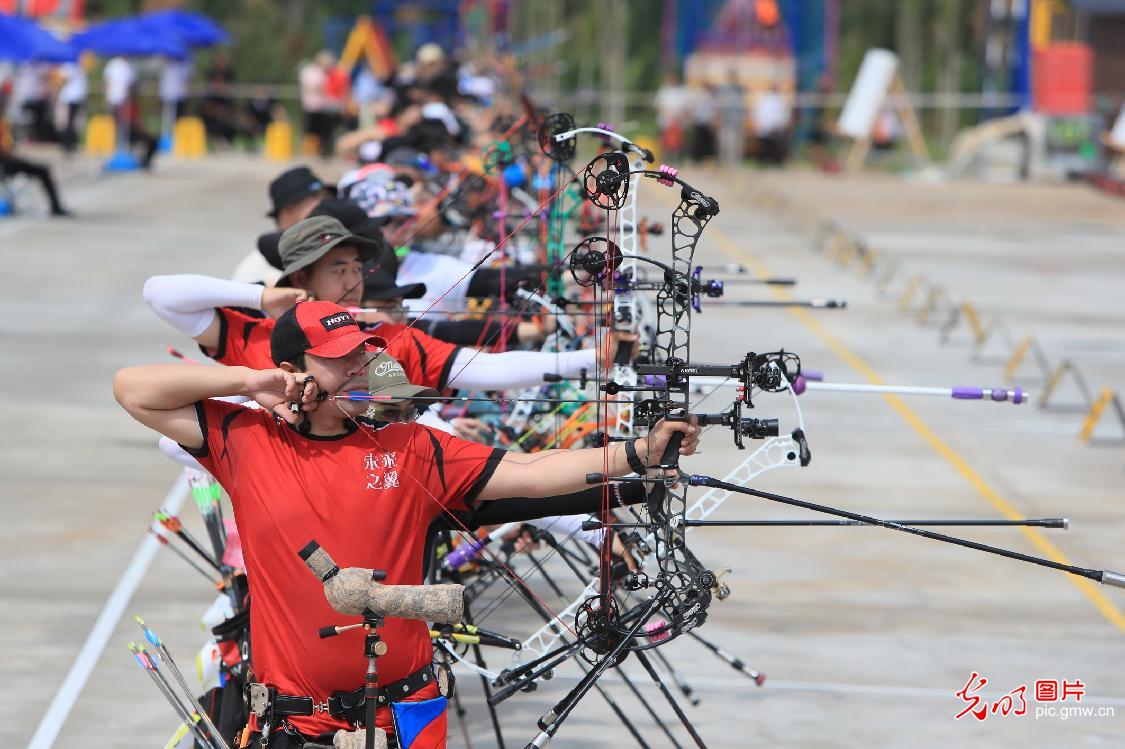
[{"left": 250, "top": 663, "right": 446, "bottom": 726}]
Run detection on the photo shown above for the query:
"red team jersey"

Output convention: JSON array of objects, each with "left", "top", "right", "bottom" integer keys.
[
  {"left": 185, "top": 398, "right": 502, "bottom": 736},
  {"left": 206, "top": 308, "right": 461, "bottom": 390}
]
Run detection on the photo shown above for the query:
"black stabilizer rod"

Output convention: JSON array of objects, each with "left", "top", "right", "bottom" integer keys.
[{"left": 686, "top": 475, "right": 1125, "bottom": 589}]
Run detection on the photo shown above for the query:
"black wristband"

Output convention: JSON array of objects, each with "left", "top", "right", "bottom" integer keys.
[{"left": 624, "top": 438, "right": 648, "bottom": 475}]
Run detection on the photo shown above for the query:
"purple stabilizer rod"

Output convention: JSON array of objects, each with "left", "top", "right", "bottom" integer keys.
[
  {"left": 442, "top": 522, "right": 520, "bottom": 570},
  {"left": 791, "top": 377, "right": 1027, "bottom": 404}
]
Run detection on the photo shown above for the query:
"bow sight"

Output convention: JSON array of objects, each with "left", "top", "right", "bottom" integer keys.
[{"left": 618, "top": 351, "right": 806, "bottom": 451}]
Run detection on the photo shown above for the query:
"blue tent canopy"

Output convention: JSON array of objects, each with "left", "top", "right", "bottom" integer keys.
[
  {"left": 0, "top": 14, "right": 78, "bottom": 63},
  {"left": 71, "top": 17, "right": 189, "bottom": 59},
  {"left": 139, "top": 9, "right": 230, "bottom": 48}
]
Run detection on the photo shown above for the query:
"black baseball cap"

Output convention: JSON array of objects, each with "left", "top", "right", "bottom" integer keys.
[
  {"left": 362, "top": 262, "right": 426, "bottom": 302},
  {"left": 266, "top": 166, "right": 331, "bottom": 219},
  {"left": 256, "top": 197, "right": 392, "bottom": 273}
]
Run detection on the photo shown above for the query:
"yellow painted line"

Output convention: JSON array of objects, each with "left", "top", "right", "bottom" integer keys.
[{"left": 687, "top": 189, "right": 1125, "bottom": 632}]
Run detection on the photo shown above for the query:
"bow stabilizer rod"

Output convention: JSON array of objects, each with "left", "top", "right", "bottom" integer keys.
[
  {"left": 583, "top": 518, "right": 1069, "bottom": 530},
  {"left": 685, "top": 475, "right": 1125, "bottom": 589}
]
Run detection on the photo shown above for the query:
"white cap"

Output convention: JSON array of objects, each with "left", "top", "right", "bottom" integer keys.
[{"left": 416, "top": 43, "right": 445, "bottom": 65}]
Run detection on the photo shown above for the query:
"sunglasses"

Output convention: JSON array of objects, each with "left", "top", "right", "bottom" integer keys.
[{"left": 367, "top": 402, "right": 424, "bottom": 424}]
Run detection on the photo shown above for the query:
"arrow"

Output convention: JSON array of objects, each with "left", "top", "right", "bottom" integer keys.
[
  {"left": 148, "top": 529, "right": 221, "bottom": 584},
  {"left": 135, "top": 617, "right": 230, "bottom": 749},
  {"left": 154, "top": 512, "right": 222, "bottom": 573}
]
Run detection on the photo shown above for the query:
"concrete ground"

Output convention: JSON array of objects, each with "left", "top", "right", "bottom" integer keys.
[{"left": 3, "top": 155, "right": 1123, "bottom": 749}]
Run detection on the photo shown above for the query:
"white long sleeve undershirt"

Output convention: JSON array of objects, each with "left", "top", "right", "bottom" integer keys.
[
  {"left": 158, "top": 435, "right": 206, "bottom": 471},
  {"left": 445, "top": 347, "right": 597, "bottom": 391},
  {"left": 523, "top": 514, "right": 606, "bottom": 546},
  {"left": 143, "top": 274, "right": 264, "bottom": 338}
]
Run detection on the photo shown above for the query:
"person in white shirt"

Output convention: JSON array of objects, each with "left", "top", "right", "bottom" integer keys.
[
  {"left": 103, "top": 55, "right": 157, "bottom": 169},
  {"left": 103, "top": 56, "right": 135, "bottom": 110},
  {"left": 160, "top": 56, "right": 193, "bottom": 120},
  {"left": 752, "top": 84, "right": 791, "bottom": 166},
  {"left": 688, "top": 83, "right": 718, "bottom": 163},
  {"left": 57, "top": 59, "right": 88, "bottom": 153},
  {"left": 654, "top": 71, "right": 689, "bottom": 159},
  {"left": 299, "top": 52, "right": 334, "bottom": 156},
  {"left": 717, "top": 71, "right": 746, "bottom": 167}
]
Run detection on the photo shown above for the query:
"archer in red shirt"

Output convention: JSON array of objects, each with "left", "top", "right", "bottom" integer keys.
[
  {"left": 208, "top": 306, "right": 458, "bottom": 391},
  {"left": 114, "top": 300, "right": 698, "bottom": 745},
  {"left": 145, "top": 215, "right": 621, "bottom": 393}
]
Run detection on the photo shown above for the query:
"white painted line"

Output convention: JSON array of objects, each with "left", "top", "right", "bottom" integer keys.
[{"left": 27, "top": 471, "right": 191, "bottom": 749}]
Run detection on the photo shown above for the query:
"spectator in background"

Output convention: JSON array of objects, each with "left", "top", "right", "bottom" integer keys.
[
  {"left": 56, "top": 57, "right": 87, "bottom": 154},
  {"left": 654, "top": 70, "right": 689, "bottom": 160},
  {"left": 299, "top": 51, "right": 332, "bottom": 157},
  {"left": 323, "top": 52, "right": 349, "bottom": 151},
  {"left": 716, "top": 70, "right": 746, "bottom": 167},
  {"left": 104, "top": 55, "right": 157, "bottom": 169},
  {"left": 688, "top": 83, "right": 718, "bottom": 164},
  {"left": 458, "top": 60, "right": 497, "bottom": 107},
  {"left": 201, "top": 50, "right": 239, "bottom": 147},
  {"left": 415, "top": 43, "right": 457, "bottom": 101},
  {"left": 752, "top": 83, "right": 791, "bottom": 166},
  {"left": 872, "top": 107, "right": 901, "bottom": 152},
  {"left": 103, "top": 55, "right": 135, "bottom": 116},
  {"left": 807, "top": 73, "right": 840, "bottom": 173},
  {"left": 352, "top": 67, "right": 389, "bottom": 129},
  {"left": 15, "top": 62, "right": 53, "bottom": 142},
  {"left": 160, "top": 55, "right": 193, "bottom": 121},
  {"left": 244, "top": 85, "right": 277, "bottom": 144},
  {"left": 0, "top": 86, "right": 70, "bottom": 216}
]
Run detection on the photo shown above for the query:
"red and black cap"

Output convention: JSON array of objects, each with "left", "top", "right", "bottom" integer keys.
[{"left": 270, "top": 301, "right": 386, "bottom": 366}]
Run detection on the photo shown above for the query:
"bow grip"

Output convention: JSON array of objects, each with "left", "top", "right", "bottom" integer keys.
[{"left": 659, "top": 431, "right": 685, "bottom": 469}]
